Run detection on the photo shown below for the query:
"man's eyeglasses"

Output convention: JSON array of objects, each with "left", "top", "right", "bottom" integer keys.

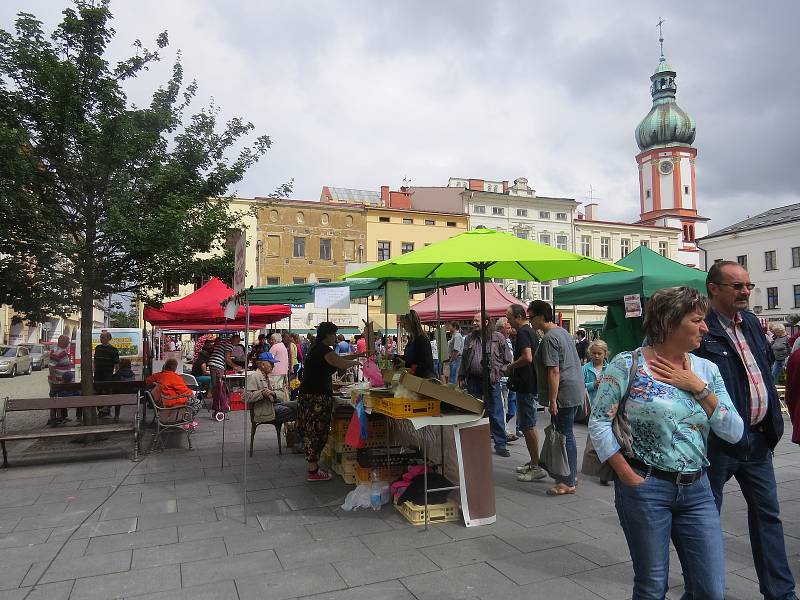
[{"left": 714, "top": 282, "right": 755, "bottom": 291}]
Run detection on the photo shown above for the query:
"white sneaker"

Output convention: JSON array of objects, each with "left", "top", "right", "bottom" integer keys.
[
  {"left": 515, "top": 461, "right": 532, "bottom": 474},
  {"left": 517, "top": 466, "right": 548, "bottom": 482}
]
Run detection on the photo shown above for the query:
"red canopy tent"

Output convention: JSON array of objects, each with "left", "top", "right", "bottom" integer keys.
[
  {"left": 412, "top": 282, "right": 524, "bottom": 322},
  {"left": 143, "top": 278, "right": 290, "bottom": 328}
]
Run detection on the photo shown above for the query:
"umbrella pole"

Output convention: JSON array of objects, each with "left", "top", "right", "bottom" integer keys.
[
  {"left": 436, "top": 283, "right": 441, "bottom": 379},
  {"left": 480, "top": 268, "right": 489, "bottom": 408},
  {"left": 384, "top": 282, "right": 388, "bottom": 341},
  {"left": 242, "top": 297, "right": 250, "bottom": 525}
]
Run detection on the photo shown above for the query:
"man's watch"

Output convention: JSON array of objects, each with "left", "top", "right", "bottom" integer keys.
[{"left": 693, "top": 383, "right": 711, "bottom": 401}]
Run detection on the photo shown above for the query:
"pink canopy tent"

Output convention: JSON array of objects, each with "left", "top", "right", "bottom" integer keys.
[
  {"left": 412, "top": 282, "right": 524, "bottom": 322},
  {"left": 143, "top": 277, "right": 290, "bottom": 327}
]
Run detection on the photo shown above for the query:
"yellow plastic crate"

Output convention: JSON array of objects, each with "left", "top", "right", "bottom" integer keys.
[
  {"left": 372, "top": 397, "right": 440, "bottom": 419},
  {"left": 395, "top": 499, "right": 460, "bottom": 526},
  {"left": 331, "top": 416, "right": 387, "bottom": 440},
  {"left": 355, "top": 465, "right": 404, "bottom": 484}
]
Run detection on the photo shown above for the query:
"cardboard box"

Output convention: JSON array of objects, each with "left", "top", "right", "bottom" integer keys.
[{"left": 399, "top": 372, "right": 484, "bottom": 415}]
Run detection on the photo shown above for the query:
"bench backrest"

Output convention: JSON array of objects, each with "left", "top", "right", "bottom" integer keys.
[
  {"left": 50, "top": 380, "right": 146, "bottom": 394},
  {"left": 5, "top": 394, "right": 139, "bottom": 411}
]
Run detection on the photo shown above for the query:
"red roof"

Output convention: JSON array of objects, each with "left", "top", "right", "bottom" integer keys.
[
  {"left": 412, "top": 283, "right": 524, "bottom": 322},
  {"left": 143, "top": 278, "right": 290, "bottom": 327}
]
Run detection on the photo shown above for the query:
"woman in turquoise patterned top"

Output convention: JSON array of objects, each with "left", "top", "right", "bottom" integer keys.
[{"left": 588, "top": 287, "right": 743, "bottom": 600}]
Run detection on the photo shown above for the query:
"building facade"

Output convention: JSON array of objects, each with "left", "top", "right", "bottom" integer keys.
[
  {"left": 698, "top": 203, "right": 800, "bottom": 324},
  {"left": 634, "top": 47, "right": 708, "bottom": 267}
]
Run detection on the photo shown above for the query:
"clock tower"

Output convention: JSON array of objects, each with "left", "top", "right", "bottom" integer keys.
[{"left": 634, "top": 26, "right": 707, "bottom": 267}]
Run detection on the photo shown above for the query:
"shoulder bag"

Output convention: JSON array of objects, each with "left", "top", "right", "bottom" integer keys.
[{"left": 581, "top": 349, "right": 640, "bottom": 479}]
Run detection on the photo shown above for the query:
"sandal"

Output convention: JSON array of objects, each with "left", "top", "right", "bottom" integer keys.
[{"left": 546, "top": 484, "right": 576, "bottom": 496}]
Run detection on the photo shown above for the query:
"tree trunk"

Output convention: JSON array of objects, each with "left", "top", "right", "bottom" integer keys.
[{"left": 80, "top": 288, "right": 98, "bottom": 426}]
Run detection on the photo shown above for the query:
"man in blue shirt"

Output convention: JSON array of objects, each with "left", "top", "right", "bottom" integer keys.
[{"left": 335, "top": 334, "right": 351, "bottom": 355}]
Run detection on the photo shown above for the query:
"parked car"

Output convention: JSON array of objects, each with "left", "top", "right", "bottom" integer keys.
[
  {"left": 0, "top": 345, "right": 33, "bottom": 377},
  {"left": 20, "top": 343, "right": 46, "bottom": 371}
]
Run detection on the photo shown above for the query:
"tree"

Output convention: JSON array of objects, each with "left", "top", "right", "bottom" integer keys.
[{"left": 0, "top": 2, "right": 276, "bottom": 393}]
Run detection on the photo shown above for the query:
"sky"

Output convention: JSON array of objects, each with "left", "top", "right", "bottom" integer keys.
[{"left": 3, "top": 1, "right": 798, "bottom": 233}]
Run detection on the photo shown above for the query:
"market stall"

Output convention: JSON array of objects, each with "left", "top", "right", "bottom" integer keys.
[
  {"left": 553, "top": 245, "right": 707, "bottom": 356},
  {"left": 411, "top": 282, "right": 524, "bottom": 322}
]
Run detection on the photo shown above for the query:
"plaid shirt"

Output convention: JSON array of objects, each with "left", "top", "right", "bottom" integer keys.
[{"left": 714, "top": 309, "right": 769, "bottom": 425}]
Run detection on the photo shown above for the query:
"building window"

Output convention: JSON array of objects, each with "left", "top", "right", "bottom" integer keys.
[
  {"left": 556, "top": 235, "right": 568, "bottom": 250},
  {"left": 600, "top": 237, "right": 611, "bottom": 259},
  {"left": 767, "top": 287, "right": 779, "bottom": 310},
  {"left": 658, "top": 241, "right": 668, "bottom": 257},
  {"left": 765, "top": 250, "right": 777, "bottom": 271},
  {"left": 516, "top": 208, "right": 527, "bottom": 217},
  {"left": 516, "top": 282, "right": 526, "bottom": 299},
  {"left": 621, "top": 238, "right": 630, "bottom": 257},
  {"left": 540, "top": 282, "right": 551, "bottom": 301},
  {"left": 581, "top": 235, "right": 591, "bottom": 256},
  {"left": 645, "top": 189, "right": 651, "bottom": 199},
  {"left": 446, "top": 221, "right": 457, "bottom": 227},
  {"left": 377, "top": 241, "right": 391, "bottom": 261},
  {"left": 425, "top": 219, "right": 435, "bottom": 226},
  {"left": 344, "top": 240, "right": 356, "bottom": 261},
  {"left": 402, "top": 218, "right": 413, "bottom": 225},
  {"left": 266, "top": 235, "right": 280, "bottom": 257},
  {"left": 163, "top": 278, "right": 179, "bottom": 297},
  {"left": 492, "top": 207, "right": 504, "bottom": 216},
  {"left": 319, "top": 238, "right": 331, "bottom": 260},
  {"left": 266, "top": 277, "right": 280, "bottom": 286},
  {"left": 474, "top": 205, "right": 486, "bottom": 214},
  {"left": 378, "top": 216, "right": 390, "bottom": 223},
  {"left": 293, "top": 277, "right": 306, "bottom": 285},
  {"left": 794, "top": 284, "right": 800, "bottom": 308},
  {"left": 539, "top": 233, "right": 551, "bottom": 246},
  {"left": 737, "top": 255, "right": 747, "bottom": 269},
  {"left": 684, "top": 185, "right": 690, "bottom": 195},
  {"left": 556, "top": 212, "right": 568, "bottom": 221},
  {"left": 640, "top": 240, "right": 649, "bottom": 248},
  {"left": 792, "top": 246, "right": 800, "bottom": 268},
  {"left": 539, "top": 211, "right": 550, "bottom": 219},
  {"left": 401, "top": 242, "right": 414, "bottom": 254},
  {"left": 293, "top": 236, "right": 305, "bottom": 258},
  {"left": 317, "top": 279, "right": 331, "bottom": 283},
  {"left": 557, "top": 278, "right": 569, "bottom": 286}
]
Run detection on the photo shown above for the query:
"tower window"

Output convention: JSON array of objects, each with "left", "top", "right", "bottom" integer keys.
[
  {"left": 684, "top": 185, "right": 690, "bottom": 195},
  {"left": 645, "top": 189, "right": 651, "bottom": 199}
]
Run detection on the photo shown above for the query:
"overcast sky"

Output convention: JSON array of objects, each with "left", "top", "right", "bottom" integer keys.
[{"left": 3, "top": 1, "right": 798, "bottom": 232}]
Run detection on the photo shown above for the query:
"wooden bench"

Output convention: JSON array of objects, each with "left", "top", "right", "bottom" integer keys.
[{"left": 0, "top": 394, "right": 141, "bottom": 467}]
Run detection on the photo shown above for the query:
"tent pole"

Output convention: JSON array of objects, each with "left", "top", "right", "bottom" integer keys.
[
  {"left": 242, "top": 296, "right": 250, "bottom": 525},
  {"left": 384, "top": 282, "right": 388, "bottom": 338},
  {"left": 436, "top": 283, "right": 441, "bottom": 379}
]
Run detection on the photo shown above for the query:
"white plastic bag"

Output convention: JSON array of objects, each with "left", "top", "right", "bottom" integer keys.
[{"left": 341, "top": 482, "right": 391, "bottom": 511}]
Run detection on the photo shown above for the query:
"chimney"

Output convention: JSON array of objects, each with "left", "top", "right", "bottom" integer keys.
[
  {"left": 380, "top": 185, "right": 389, "bottom": 206},
  {"left": 468, "top": 179, "right": 484, "bottom": 191},
  {"left": 584, "top": 203, "right": 598, "bottom": 221}
]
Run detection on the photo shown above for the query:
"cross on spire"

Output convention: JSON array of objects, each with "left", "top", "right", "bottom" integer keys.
[{"left": 657, "top": 17, "right": 665, "bottom": 56}]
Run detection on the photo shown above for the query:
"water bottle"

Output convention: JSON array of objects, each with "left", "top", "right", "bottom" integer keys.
[{"left": 370, "top": 470, "right": 382, "bottom": 511}]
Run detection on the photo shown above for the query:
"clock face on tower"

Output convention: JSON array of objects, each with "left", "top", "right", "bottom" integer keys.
[{"left": 659, "top": 160, "right": 674, "bottom": 175}]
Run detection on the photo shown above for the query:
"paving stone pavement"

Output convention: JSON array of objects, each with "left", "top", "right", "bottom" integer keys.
[{"left": 1, "top": 415, "right": 799, "bottom": 599}]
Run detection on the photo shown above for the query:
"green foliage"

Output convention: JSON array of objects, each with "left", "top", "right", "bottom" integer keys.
[{"left": 0, "top": 1, "right": 278, "bottom": 386}]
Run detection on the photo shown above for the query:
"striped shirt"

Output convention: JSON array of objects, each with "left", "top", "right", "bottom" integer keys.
[
  {"left": 48, "top": 346, "right": 72, "bottom": 383},
  {"left": 715, "top": 310, "right": 769, "bottom": 425},
  {"left": 208, "top": 341, "right": 232, "bottom": 371}
]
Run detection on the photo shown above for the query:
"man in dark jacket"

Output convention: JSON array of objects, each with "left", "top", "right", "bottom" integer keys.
[{"left": 695, "top": 261, "right": 796, "bottom": 600}]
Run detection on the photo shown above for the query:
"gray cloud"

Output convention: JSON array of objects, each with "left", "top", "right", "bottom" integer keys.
[{"left": 3, "top": 1, "right": 797, "bottom": 231}]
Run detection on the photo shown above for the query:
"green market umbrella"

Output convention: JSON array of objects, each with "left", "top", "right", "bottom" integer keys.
[
  {"left": 344, "top": 227, "right": 630, "bottom": 402},
  {"left": 553, "top": 245, "right": 708, "bottom": 356}
]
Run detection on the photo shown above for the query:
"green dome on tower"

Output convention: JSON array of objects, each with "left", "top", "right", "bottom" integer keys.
[{"left": 635, "top": 54, "right": 696, "bottom": 152}]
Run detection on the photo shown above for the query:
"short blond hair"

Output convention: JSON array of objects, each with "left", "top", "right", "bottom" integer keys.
[
  {"left": 770, "top": 323, "right": 786, "bottom": 336},
  {"left": 588, "top": 339, "right": 608, "bottom": 356}
]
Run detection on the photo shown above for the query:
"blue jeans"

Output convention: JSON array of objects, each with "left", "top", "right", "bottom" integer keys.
[
  {"left": 772, "top": 361, "right": 784, "bottom": 384},
  {"left": 466, "top": 377, "right": 506, "bottom": 451},
  {"left": 448, "top": 357, "right": 461, "bottom": 385},
  {"left": 615, "top": 470, "right": 725, "bottom": 600},
  {"left": 506, "top": 390, "right": 517, "bottom": 422},
  {"left": 708, "top": 431, "right": 797, "bottom": 600},
  {"left": 553, "top": 406, "right": 578, "bottom": 487},
  {"left": 432, "top": 359, "right": 440, "bottom": 378}
]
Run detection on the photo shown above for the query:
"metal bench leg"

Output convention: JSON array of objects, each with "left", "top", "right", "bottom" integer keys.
[
  {"left": 1, "top": 442, "right": 7, "bottom": 468},
  {"left": 275, "top": 422, "right": 283, "bottom": 456},
  {"left": 250, "top": 423, "right": 258, "bottom": 457}
]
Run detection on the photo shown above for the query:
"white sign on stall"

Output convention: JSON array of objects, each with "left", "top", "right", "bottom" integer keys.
[
  {"left": 314, "top": 285, "right": 351, "bottom": 309},
  {"left": 624, "top": 294, "right": 643, "bottom": 318}
]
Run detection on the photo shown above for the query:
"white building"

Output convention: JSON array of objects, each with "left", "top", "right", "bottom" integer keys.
[{"left": 698, "top": 203, "right": 800, "bottom": 324}]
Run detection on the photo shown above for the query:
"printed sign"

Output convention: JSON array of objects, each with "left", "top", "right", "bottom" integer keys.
[
  {"left": 74, "top": 327, "right": 144, "bottom": 378},
  {"left": 233, "top": 230, "right": 247, "bottom": 294},
  {"left": 624, "top": 294, "right": 643, "bottom": 319},
  {"left": 314, "top": 285, "right": 351, "bottom": 309}
]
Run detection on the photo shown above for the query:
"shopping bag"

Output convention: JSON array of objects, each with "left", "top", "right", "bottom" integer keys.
[
  {"left": 581, "top": 434, "right": 613, "bottom": 480},
  {"left": 539, "top": 423, "right": 570, "bottom": 478},
  {"left": 344, "top": 400, "right": 368, "bottom": 449}
]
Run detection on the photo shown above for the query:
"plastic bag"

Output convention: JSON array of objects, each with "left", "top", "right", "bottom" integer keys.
[
  {"left": 341, "top": 481, "right": 391, "bottom": 511},
  {"left": 393, "top": 383, "right": 421, "bottom": 400},
  {"left": 362, "top": 358, "right": 384, "bottom": 387}
]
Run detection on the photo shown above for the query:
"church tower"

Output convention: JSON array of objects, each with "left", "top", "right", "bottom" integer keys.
[{"left": 635, "top": 23, "right": 708, "bottom": 267}]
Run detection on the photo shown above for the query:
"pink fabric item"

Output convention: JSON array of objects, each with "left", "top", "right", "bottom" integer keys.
[
  {"left": 390, "top": 465, "right": 432, "bottom": 500},
  {"left": 411, "top": 283, "right": 524, "bottom": 322}
]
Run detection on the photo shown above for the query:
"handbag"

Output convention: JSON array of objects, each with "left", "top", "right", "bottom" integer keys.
[
  {"left": 539, "top": 420, "right": 570, "bottom": 478},
  {"left": 581, "top": 349, "right": 640, "bottom": 479}
]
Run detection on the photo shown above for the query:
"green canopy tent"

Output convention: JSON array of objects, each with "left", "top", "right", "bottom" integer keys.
[
  {"left": 343, "top": 227, "right": 630, "bottom": 403},
  {"left": 553, "top": 245, "right": 708, "bottom": 356}
]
